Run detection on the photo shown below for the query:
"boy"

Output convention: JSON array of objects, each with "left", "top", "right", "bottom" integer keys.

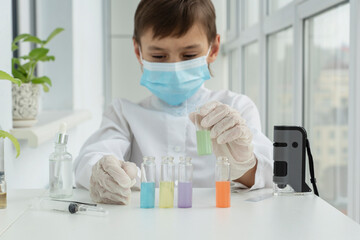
[{"left": 74, "top": 0, "right": 273, "bottom": 204}]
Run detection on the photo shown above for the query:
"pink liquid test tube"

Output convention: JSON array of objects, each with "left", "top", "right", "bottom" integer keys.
[{"left": 178, "top": 157, "right": 193, "bottom": 208}]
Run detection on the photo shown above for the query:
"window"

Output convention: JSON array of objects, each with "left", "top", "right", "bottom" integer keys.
[
  {"left": 243, "top": 0, "right": 259, "bottom": 29},
  {"left": 226, "top": 0, "right": 238, "bottom": 39},
  {"left": 243, "top": 42, "right": 261, "bottom": 110},
  {"left": 267, "top": 28, "right": 294, "bottom": 138},
  {"left": 224, "top": 0, "right": 358, "bottom": 220},
  {"left": 304, "top": 3, "right": 350, "bottom": 214},
  {"left": 268, "top": 0, "right": 292, "bottom": 14},
  {"left": 228, "top": 49, "right": 240, "bottom": 93}
]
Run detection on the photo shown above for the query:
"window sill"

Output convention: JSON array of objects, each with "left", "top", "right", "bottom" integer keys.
[{"left": 10, "top": 110, "right": 92, "bottom": 147}]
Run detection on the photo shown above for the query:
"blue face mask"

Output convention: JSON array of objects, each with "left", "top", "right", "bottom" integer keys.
[{"left": 139, "top": 47, "right": 211, "bottom": 106}]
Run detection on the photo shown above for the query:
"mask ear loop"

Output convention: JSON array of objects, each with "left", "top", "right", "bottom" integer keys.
[
  {"left": 206, "top": 44, "right": 212, "bottom": 58},
  {"left": 138, "top": 46, "right": 144, "bottom": 65}
]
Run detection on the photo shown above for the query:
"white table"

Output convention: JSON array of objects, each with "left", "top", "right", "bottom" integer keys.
[{"left": 1, "top": 188, "right": 360, "bottom": 240}]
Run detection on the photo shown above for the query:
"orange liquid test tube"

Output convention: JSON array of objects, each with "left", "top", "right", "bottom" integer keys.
[{"left": 215, "top": 156, "right": 231, "bottom": 208}]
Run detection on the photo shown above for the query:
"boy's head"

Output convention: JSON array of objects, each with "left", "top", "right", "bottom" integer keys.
[{"left": 133, "top": 0, "right": 220, "bottom": 64}]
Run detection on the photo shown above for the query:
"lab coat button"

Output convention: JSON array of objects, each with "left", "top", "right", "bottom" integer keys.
[{"left": 174, "top": 146, "right": 181, "bottom": 152}]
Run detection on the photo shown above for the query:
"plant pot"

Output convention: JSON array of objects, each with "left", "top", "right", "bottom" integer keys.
[{"left": 12, "top": 83, "right": 40, "bottom": 127}]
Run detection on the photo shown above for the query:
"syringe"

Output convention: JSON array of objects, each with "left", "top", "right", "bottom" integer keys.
[{"left": 31, "top": 198, "right": 108, "bottom": 217}]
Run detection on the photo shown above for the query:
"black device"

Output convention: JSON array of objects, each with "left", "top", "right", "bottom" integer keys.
[{"left": 273, "top": 126, "right": 319, "bottom": 196}]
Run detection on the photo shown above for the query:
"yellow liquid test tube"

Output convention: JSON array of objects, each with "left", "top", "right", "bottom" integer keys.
[
  {"left": 159, "top": 156, "right": 175, "bottom": 208},
  {"left": 159, "top": 181, "right": 174, "bottom": 208}
]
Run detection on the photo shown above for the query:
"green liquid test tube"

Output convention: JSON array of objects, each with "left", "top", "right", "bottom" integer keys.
[{"left": 195, "top": 108, "right": 212, "bottom": 156}]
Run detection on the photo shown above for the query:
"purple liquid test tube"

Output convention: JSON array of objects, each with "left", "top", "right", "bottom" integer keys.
[{"left": 178, "top": 157, "right": 193, "bottom": 208}]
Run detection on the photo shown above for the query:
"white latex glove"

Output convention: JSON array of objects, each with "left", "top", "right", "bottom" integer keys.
[
  {"left": 90, "top": 155, "right": 137, "bottom": 205},
  {"left": 189, "top": 101, "right": 257, "bottom": 180}
]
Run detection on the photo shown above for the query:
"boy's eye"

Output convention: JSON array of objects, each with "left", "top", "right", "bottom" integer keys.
[
  {"left": 152, "top": 55, "right": 166, "bottom": 59},
  {"left": 183, "top": 54, "right": 197, "bottom": 59}
]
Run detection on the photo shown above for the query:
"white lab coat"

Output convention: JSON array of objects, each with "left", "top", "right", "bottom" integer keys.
[{"left": 74, "top": 86, "right": 273, "bottom": 190}]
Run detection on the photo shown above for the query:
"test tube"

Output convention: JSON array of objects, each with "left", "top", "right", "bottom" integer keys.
[
  {"left": 140, "top": 156, "right": 156, "bottom": 208},
  {"left": 159, "top": 156, "right": 175, "bottom": 208},
  {"left": 178, "top": 157, "right": 193, "bottom": 208},
  {"left": 195, "top": 108, "right": 212, "bottom": 156},
  {"left": 215, "top": 156, "right": 231, "bottom": 208}
]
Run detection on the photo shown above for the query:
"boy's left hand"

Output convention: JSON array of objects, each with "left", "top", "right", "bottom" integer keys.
[{"left": 189, "top": 101, "right": 257, "bottom": 180}]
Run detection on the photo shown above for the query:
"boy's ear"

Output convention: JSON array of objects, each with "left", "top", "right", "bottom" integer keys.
[
  {"left": 133, "top": 38, "right": 142, "bottom": 65},
  {"left": 207, "top": 34, "right": 221, "bottom": 64}
]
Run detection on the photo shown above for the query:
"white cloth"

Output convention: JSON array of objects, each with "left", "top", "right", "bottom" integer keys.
[{"left": 74, "top": 86, "right": 273, "bottom": 190}]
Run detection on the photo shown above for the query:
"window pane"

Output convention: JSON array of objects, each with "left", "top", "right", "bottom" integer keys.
[
  {"left": 229, "top": 49, "right": 240, "bottom": 92},
  {"left": 267, "top": 28, "right": 294, "bottom": 139},
  {"left": 268, "top": 0, "right": 292, "bottom": 14},
  {"left": 304, "top": 3, "right": 350, "bottom": 214},
  {"left": 243, "top": 0, "right": 259, "bottom": 29},
  {"left": 227, "top": 0, "right": 237, "bottom": 36},
  {"left": 243, "top": 42, "right": 261, "bottom": 110}
]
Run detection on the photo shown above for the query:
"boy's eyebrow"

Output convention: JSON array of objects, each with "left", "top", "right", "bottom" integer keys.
[
  {"left": 148, "top": 46, "right": 167, "bottom": 51},
  {"left": 182, "top": 44, "right": 201, "bottom": 50},
  {"left": 147, "top": 44, "right": 202, "bottom": 51}
]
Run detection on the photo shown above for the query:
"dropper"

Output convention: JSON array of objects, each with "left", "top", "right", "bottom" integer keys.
[{"left": 56, "top": 122, "right": 68, "bottom": 145}]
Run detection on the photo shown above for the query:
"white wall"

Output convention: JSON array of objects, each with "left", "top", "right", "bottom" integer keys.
[
  {"left": 110, "top": 0, "right": 146, "bottom": 104},
  {"left": 71, "top": 0, "right": 104, "bottom": 160},
  {"left": 109, "top": 0, "right": 228, "bottom": 104},
  {"left": 36, "top": 0, "right": 74, "bottom": 110}
]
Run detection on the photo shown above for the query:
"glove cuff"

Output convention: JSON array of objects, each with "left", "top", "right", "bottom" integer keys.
[{"left": 229, "top": 153, "right": 256, "bottom": 180}]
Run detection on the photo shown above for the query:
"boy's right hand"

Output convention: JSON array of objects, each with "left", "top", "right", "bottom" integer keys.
[{"left": 90, "top": 155, "right": 137, "bottom": 205}]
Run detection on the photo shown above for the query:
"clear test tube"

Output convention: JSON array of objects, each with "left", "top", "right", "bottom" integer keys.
[
  {"left": 159, "top": 156, "right": 175, "bottom": 208},
  {"left": 140, "top": 156, "right": 156, "bottom": 208},
  {"left": 178, "top": 157, "right": 193, "bottom": 208},
  {"left": 215, "top": 156, "right": 231, "bottom": 208},
  {"left": 195, "top": 108, "right": 212, "bottom": 156}
]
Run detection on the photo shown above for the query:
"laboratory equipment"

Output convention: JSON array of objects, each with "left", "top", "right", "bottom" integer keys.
[
  {"left": 178, "top": 156, "right": 193, "bottom": 208},
  {"left": 0, "top": 138, "right": 6, "bottom": 209},
  {"left": 273, "top": 126, "right": 319, "bottom": 196},
  {"left": 195, "top": 108, "right": 212, "bottom": 156},
  {"left": 140, "top": 156, "right": 156, "bottom": 208},
  {"left": 215, "top": 156, "right": 231, "bottom": 208},
  {"left": 31, "top": 198, "right": 108, "bottom": 216},
  {"left": 159, "top": 156, "right": 175, "bottom": 208},
  {"left": 49, "top": 123, "right": 73, "bottom": 199}
]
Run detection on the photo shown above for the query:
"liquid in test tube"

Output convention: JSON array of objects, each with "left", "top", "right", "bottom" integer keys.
[
  {"left": 159, "top": 156, "right": 175, "bottom": 208},
  {"left": 140, "top": 156, "right": 156, "bottom": 208},
  {"left": 178, "top": 157, "right": 193, "bottom": 208},
  {"left": 195, "top": 108, "right": 212, "bottom": 156},
  {"left": 215, "top": 156, "right": 231, "bottom": 208}
]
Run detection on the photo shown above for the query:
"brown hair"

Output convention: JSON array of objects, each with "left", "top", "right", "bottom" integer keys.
[{"left": 133, "top": 0, "right": 217, "bottom": 45}]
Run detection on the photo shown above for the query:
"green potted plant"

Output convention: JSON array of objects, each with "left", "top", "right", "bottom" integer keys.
[{"left": 11, "top": 28, "right": 64, "bottom": 127}]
